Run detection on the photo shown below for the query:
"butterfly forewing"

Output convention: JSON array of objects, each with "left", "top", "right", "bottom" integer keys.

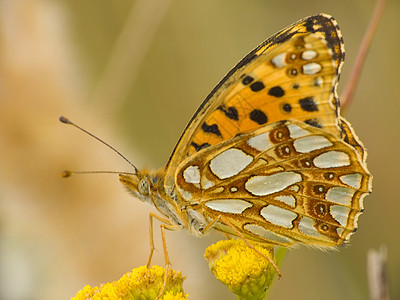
[
  {"left": 164, "top": 14, "right": 348, "bottom": 188},
  {"left": 175, "top": 121, "right": 371, "bottom": 247}
]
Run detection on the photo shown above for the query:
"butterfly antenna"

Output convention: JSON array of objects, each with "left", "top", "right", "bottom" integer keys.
[
  {"left": 59, "top": 116, "right": 138, "bottom": 174},
  {"left": 61, "top": 170, "right": 136, "bottom": 178}
]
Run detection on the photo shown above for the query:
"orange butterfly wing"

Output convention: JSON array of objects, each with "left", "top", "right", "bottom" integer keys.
[{"left": 164, "top": 14, "right": 365, "bottom": 190}]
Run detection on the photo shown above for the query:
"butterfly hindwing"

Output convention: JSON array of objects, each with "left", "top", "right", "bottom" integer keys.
[{"left": 175, "top": 121, "right": 371, "bottom": 247}]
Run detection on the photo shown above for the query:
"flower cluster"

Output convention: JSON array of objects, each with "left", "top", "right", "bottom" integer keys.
[{"left": 72, "top": 265, "right": 187, "bottom": 300}]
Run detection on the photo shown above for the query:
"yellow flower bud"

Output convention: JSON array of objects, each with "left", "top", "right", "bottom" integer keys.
[{"left": 204, "top": 239, "right": 280, "bottom": 300}]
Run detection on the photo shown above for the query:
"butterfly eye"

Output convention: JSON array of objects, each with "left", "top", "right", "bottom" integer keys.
[{"left": 138, "top": 179, "right": 150, "bottom": 196}]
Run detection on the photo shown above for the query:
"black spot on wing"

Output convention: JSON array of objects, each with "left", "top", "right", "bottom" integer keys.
[
  {"left": 202, "top": 122, "right": 222, "bottom": 136},
  {"left": 242, "top": 75, "right": 254, "bottom": 85},
  {"left": 250, "top": 81, "right": 265, "bottom": 92},
  {"left": 299, "top": 97, "right": 318, "bottom": 112},
  {"left": 304, "top": 118, "right": 322, "bottom": 128},
  {"left": 268, "top": 86, "right": 285, "bottom": 97},
  {"left": 250, "top": 109, "right": 268, "bottom": 125},
  {"left": 191, "top": 142, "right": 210, "bottom": 152},
  {"left": 218, "top": 106, "right": 239, "bottom": 121},
  {"left": 282, "top": 103, "right": 292, "bottom": 113}
]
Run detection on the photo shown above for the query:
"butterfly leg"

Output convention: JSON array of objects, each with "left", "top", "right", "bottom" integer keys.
[
  {"left": 148, "top": 212, "right": 182, "bottom": 300},
  {"left": 147, "top": 212, "right": 173, "bottom": 268},
  {"left": 202, "top": 214, "right": 282, "bottom": 278},
  {"left": 156, "top": 224, "right": 172, "bottom": 300}
]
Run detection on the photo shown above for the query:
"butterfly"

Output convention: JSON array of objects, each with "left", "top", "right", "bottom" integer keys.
[{"left": 119, "top": 14, "right": 371, "bottom": 265}]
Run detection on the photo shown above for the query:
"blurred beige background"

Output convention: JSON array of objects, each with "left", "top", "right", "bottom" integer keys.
[{"left": 0, "top": 0, "right": 399, "bottom": 299}]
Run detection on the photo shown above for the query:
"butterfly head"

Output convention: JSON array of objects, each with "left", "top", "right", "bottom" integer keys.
[
  {"left": 120, "top": 170, "right": 188, "bottom": 229},
  {"left": 119, "top": 170, "right": 156, "bottom": 204}
]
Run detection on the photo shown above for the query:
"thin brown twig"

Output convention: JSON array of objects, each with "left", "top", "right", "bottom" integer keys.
[{"left": 341, "top": 0, "right": 386, "bottom": 110}]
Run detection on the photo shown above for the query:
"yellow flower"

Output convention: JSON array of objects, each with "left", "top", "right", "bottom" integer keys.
[
  {"left": 72, "top": 265, "right": 188, "bottom": 300},
  {"left": 204, "top": 239, "right": 282, "bottom": 300}
]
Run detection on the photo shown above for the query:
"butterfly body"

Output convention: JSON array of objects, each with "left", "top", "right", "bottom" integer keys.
[
  {"left": 120, "top": 171, "right": 209, "bottom": 237},
  {"left": 120, "top": 14, "right": 371, "bottom": 251}
]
